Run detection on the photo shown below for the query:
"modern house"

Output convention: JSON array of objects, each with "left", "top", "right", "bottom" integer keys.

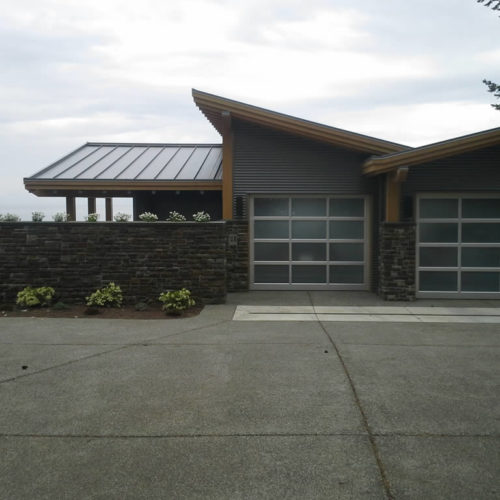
[{"left": 24, "top": 89, "right": 500, "bottom": 299}]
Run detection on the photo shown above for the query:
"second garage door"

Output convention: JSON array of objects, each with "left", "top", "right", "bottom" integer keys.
[{"left": 250, "top": 195, "right": 369, "bottom": 290}]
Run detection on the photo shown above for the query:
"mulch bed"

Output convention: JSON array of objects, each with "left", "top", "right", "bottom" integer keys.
[{"left": 1, "top": 304, "right": 203, "bottom": 320}]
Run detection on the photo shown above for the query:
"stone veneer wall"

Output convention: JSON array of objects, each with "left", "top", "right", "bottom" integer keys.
[
  {"left": 0, "top": 222, "right": 239, "bottom": 304},
  {"left": 378, "top": 222, "right": 416, "bottom": 301},
  {"left": 225, "top": 221, "right": 249, "bottom": 292}
]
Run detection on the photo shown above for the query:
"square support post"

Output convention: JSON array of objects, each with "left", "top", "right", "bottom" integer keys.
[
  {"left": 88, "top": 197, "right": 96, "bottom": 215},
  {"left": 221, "top": 111, "right": 233, "bottom": 220},
  {"left": 385, "top": 172, "right": 401, "bottom": 222},
  {"left": 66, "top": 196, "right": 76, "bottom": 221},
  {"left": 105, "top": 198, "right": 113, "bottom": 221}
]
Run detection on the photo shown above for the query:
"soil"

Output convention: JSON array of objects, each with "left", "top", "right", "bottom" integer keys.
[{"left": 0, "top": 303, "right": 203, "bottom": 320}]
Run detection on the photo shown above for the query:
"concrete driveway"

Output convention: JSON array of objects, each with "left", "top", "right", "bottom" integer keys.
[{"left": 1, "top": 291, "right": 499, "bottom": 499}]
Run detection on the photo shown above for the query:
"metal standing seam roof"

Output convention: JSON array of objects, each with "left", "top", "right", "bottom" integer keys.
[{"left": 28, "top": 143, "right": 223, "bottom": 181}]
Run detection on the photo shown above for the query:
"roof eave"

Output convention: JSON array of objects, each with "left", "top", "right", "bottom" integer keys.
[
  {"left": 193, "top": 89, "right": 409, "bottom": 155},
  {"left": 24, "top": 178, "right": 223, "bottom": 196},
  {"left": 363, "top": 128, "right": 500, "bottom": 176}
]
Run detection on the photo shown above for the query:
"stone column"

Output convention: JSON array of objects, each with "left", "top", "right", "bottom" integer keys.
[{"left": 378, "top": 222, "right": 416, "bottom": 301}]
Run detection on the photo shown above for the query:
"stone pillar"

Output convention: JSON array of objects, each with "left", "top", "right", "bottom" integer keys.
[
  {"left": 225, "top": 221, "right": 249, "bottom": 292},
  {"left": 378, "top": 222, "right": 416, "bottom": 301}
]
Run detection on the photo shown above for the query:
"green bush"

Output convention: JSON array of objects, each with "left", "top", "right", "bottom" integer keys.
[
  {"left": 16, "top": 286, "right": 56, "bottom": 308},
  {"left": 158, "top": 288, "right": 195, "bottom": 315},
  {"left": 0, "top": 213, "right": 21, "bottom": 222},
  {"left": 52, "top": 212, "right": 68, "bottom": 222},
  {"left": 32, "top": 211, "right": 45, "bottom": 222},
  {"left": 86, "top": 282, "right": 123, "bottom": 307}
]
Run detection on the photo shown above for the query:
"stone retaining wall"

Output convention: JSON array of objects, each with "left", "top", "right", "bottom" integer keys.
[
  {"left": 378, "top": 222, "right": 416, "bottom": 301},
  {"left": 225, "top": 221, "right": 249, "bottom": 292},
  {"left": 0, "top": 221, "right": 248, "bottom": 304}
]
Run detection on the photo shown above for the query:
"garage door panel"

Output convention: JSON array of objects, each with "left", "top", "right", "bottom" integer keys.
[
  {"left": 254, "top": 220, "right": 289, "bottom": 239},
  {"left": 254, "top": 198, "right": 289, "bottom": 216},
  {"left": 417, "top": 195, "right": 500, "bottom": 297},
  {"left": 462, "top": 223, "right": 500, "bottom": 243},
  {"left": 254, "top": 242, "right": 289, "bottom": 261},
  {"left": 251, "top": 196, "right": 369, "bottom": 290},
  {"left": 291, "top": 198, "right": 326, "bottom": 216},
  {"left": 291, "top": 220, "right": 326, "bottom": 239},
  {"left": 254, "top": 265, "right": 289, "bottom": 283},
  {"left": 461, "top": 247, "right": 500, "bottom": 267}
]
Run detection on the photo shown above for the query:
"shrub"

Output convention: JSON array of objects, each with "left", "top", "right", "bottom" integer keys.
[
  {"left": 1, "top": 213, "right": 21, "bottom": 222},
  {"left": 192, "top": 211, "right": 211, "bottom": 222},
  {"left": 16, "top": 286, "right": 56, "bottom": 308},
  {"left": 139, "top": 212, "right": 158, "bottom": 222},
  {"left": 166, "top": 211, "right": 186, "bottom": 222},
  {"left": 85, "top": 213, "right": 99, "bottom": 222},
  {"left": 32, "top": 212, "right": 45, "bottom": 222},
  {"left": 52, "top": 212, "right": 68, "bottom": 222},
  {"left": 114, "top": 212, "right": 131, "bottom": 222},
  {"left": 86, "top": 282, "right": 123, "bottom": 307},
  {"left": 158, "top": 288, "right": 195, "bottom": 315}
]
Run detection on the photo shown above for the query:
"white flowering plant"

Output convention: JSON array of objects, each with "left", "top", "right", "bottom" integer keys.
[
  {"left": 139, "top": 212, "right": 158, "bottom": 222},
  {"left": 114, "top": 212, "right": 131, "bottom": 222},
  {"left": 192, "top": 211, "right": 211, "bottom": 222},
  {"left": 85, "top": 213, "right": 99, "bottom": 222},
  {"left": 166, "top": 211, "right": 186, "bottom": 222}
]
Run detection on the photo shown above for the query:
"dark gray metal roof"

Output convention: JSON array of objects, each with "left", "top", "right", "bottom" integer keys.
[{"left": 29, "top": 143, "right": 223, "bottom": 181}]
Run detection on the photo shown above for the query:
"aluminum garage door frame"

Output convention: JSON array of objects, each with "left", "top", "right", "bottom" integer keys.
[
  {"left": 249, "top": 195, "right": 370, "bottom": 290},
  {"left": 417, "top": 193, "right": 500, "bottom": 298}
]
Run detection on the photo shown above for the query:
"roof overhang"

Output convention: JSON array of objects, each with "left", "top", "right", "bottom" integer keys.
[
  {"left": 363, "top": 127, "right": 500, "bottom": 176},
  {"left": 192, "top": 89, "right": 409, "bottom": 155},
  {"left": 24, "top": 179, "right": 222, "bottom": 197}
]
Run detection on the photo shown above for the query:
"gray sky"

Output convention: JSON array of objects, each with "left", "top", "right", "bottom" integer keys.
[{"left": 1, "top": 0, "right": 498, "bottom": 220}]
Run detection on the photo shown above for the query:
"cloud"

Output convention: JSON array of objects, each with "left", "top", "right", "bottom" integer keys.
[{"left": 0, "top": 0, "right": 498, "bottom": 218}]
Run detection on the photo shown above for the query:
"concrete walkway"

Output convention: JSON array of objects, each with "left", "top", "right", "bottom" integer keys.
[
  {"left": 234, "top": 305, "right": 500, "bottom": 323},
  {"left": 1, "top": 291, "right": 499, "bottom": 499}
]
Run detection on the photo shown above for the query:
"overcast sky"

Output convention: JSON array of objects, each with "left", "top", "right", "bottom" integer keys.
[{"left": 1, "top": 0, "right": 498, "bottom": 220}]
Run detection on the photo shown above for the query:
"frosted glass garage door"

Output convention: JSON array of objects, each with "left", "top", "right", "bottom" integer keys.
[
  {"left": 417, "top": 195, "right": 500, "bottom": 297},
  {"left": 250, "top": 196, "right": 369, "bottom": 290}
]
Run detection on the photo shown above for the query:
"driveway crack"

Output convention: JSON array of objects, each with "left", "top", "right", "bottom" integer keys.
[{"left": 308, "top": 292, "right": 395, "bottom": 500}]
